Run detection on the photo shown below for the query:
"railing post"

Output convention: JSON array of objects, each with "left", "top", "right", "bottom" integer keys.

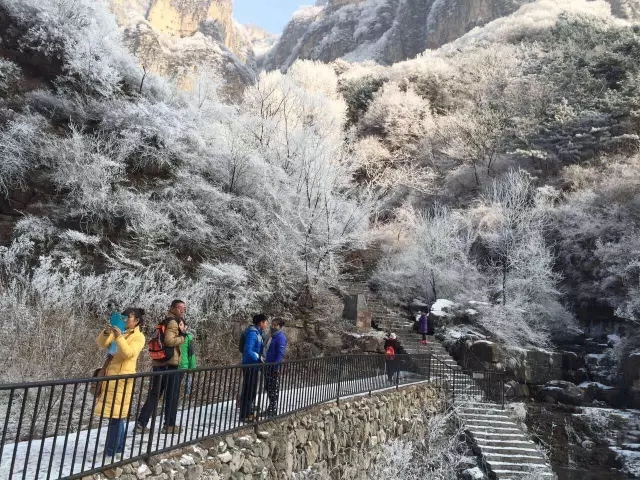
[
  {"left": 336, "top": 357, "right": 343, "bottom": 405},
  {"left": 395, "top": 357, "right": 400, "bottom": 391}
]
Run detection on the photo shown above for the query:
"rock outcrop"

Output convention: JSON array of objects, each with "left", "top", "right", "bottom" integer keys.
[{"left": 107, "top": 0, "right": 258, "bottom": 100}]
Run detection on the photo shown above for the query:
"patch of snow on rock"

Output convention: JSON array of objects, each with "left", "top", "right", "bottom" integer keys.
[{"left": 431, "top": 299, "right": 455, "bottom": 315}]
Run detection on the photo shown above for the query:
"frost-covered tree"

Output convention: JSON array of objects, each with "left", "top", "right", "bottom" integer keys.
[
  {"left": 0, "top": 0, "right": 373, "bottom": 377},
  {"left": 373, "top": 204, "right": 481, "bottom": 306}
]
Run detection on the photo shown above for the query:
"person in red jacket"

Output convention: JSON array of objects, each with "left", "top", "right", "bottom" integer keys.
[{"left": 384, "top": 333, "right": 406, "bottom": 383}]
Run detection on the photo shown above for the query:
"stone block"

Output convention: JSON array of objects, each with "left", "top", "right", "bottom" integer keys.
[
  {"left": 342, "top": 294, "right": 367, "bottom": 320},
  {"left": 470, "top": 340, "right": 500, "bottom": 363}
]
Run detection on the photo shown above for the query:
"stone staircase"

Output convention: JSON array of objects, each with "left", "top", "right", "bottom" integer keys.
[
  {"left": 460, "top": 404, "right": 553, "bottom": 480},
  {"left": 395, "top": 330, "right": 555, "bottom": 479},
  {"left": 339, "top": 248, "right": 555, "bottom": 478}
]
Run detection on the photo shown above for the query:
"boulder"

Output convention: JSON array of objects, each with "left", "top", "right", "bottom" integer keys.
[
  {"left": 511, "top": 349, "right": 563, "bottom": 385},
  {"left": 541, "top": 380, "right": 586, "bottom": 406},
  {"left": 342, "top": 331, "right": 385, "bottom": 354}
]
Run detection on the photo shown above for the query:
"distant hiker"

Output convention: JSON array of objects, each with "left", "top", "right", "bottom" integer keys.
[
  {"left": 136, "top": 300, "right": 186, "bottom": 435},
  {"left": 95, "top": 308, "right": 145, "bottom": 460},
  {"left": 263, "top": 318, "right": 287, "bottom": 417},
  {"left": 178, "top": 320, "right": 197, "bottom": 396},
  {"left": 418, "top": 311, "right": 429, "bottom": 345},
  {"left": 384, "top": 333, "right": 407, "bottom": 383},
  {"left": 427, "top": 306, "right": 435, "bottom": 336},
  {"left": 239, "top": 314, "right": 268, "bottom": 422}
]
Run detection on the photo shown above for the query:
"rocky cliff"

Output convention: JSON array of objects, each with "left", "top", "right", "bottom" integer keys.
[
  {"left": 108, "top": 0, "right": 257, "bottom": 99},
  {"left": 264, "top": 0, "right": 640, "bottom": 70}
]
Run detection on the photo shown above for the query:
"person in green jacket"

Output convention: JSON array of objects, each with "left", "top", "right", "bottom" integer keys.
[{"left": 178, "top": 320, "right": 197, "bottom": 395}]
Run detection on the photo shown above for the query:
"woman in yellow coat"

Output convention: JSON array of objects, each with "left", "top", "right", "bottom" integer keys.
[{"left": 95, "top": 308, "right": 146, "bottom": 458}]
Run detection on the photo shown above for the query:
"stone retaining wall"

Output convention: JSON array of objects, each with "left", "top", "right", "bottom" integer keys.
[{"left": 96, "top": 384, "right": 440, "bottom": 480}]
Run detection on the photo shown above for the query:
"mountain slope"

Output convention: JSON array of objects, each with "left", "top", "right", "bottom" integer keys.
[{"left": 264, "top": 0, "right": 640, "bottom": 70}]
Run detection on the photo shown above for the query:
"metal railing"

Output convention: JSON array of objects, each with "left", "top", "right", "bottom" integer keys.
[{"left": 0, "top": 353, "right": 503, "bottom": 479}]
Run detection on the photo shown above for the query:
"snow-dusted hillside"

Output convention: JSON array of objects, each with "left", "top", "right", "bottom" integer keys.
[{"left": 264, "top": 0, "right": 640, "bottom": 69}]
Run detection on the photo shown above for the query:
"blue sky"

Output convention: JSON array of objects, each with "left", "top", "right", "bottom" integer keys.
[{"left": 234, "top": 1, "right": 310, "bottom": 34}]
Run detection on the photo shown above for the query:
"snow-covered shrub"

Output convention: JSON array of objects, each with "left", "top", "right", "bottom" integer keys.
[
  {"left": 2, "top": 0, "right": 141, "bottom": 97},
  {"left": 0, "top": 112, "right": 46, "bottom": 194},
  {"left": 368, "top": 406, "right": 466, "bottom": 479},
  {"left": 360, "top": 81, "right": 436, "bottom": 154},
  {"left": 554, "top": 155, "right": 640, "bottom": 324},
  {"left": 0, "top": 59, "right": 22, "bottom": 95},
  {"left": 340, "top": 73, "right": 387, "bottom": 127},
  {"left": 375, "top": 170, "right": 572, "bottom": 348}
]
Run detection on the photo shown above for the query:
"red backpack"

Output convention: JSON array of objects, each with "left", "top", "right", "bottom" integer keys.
[
  {"left": 148, "top": 319, "right": 174, "bottom": 362},
  {"left": 385, "top": 345, "right": 396, "bottom": 361}
]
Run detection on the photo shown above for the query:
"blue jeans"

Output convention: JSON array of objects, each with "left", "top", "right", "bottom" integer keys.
[{"left": 105, "top": 419, "right": 125, "bottom": 456}]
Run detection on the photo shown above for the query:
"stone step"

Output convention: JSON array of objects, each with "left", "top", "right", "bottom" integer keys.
[
  {"left": 463, "top": 419, "right": 518, "bottom": 427},
  {"left": 473, "top": 434, "right": 534, "bottom": 443},
  {"left": 488, "top": 462, "right": 552, "bottom": 473},
  {"left": 479, "top": 446, "right": 541, "bottom": 456},
  {"left": 474, "top": 437, "right": 534, "bottom": 446},
  {"left": 492, "top": 470, "right": 554, "bottom": 479},
  {"left": 483, "top": 453, "right": 547, "bottom": 465},
  {"left": 460, "top": 412, "right": 512, "bottom": 420},
  {"left": 467, "top": 425, "right": 523, "bottom": 433}
]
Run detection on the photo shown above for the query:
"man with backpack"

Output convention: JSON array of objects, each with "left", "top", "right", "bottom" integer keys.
[
  {"left": 263, "top": 318, "right": 287, "bottom": 418},
  {"left": 238, "top": 314, "right": 268, "bottom": 422},
  {"left": 135, "top": 300, "right": 186, "bottom": 435}
]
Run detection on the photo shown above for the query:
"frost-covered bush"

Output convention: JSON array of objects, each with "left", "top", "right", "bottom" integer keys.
[
  {"left": 0, "top": 59, "right": 22, "bottom": 95},
  {"left": 373, "top": 204, "right": 482, "bottom": 306},
  {"left": 339, "top": 74, "right": 386, "bottom": 127},
  {"left": 2, "top": 0, "right": 141, "bottom": 97},
  {"left": 360, "top": 82, "right": 435, "bottom": 153},
  {"left": 368, "top": 406, "right": 466, "bottom": 479},
  {"left": 375, "top": 171, "right": 573, "bottom": 348},
  {"left": 555, "top": 155, "right": 640, "bottom": 323}
]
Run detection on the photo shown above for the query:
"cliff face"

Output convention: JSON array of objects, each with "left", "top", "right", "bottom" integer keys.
[
  {"left": 108, "top": 0, "right": 255, "bottom": 99},
  {"left": 265, "top": 0, "right": 640, "bottom": 70},
  {"left": 264, "top": 0, "right": 531, "bottom": 70}
]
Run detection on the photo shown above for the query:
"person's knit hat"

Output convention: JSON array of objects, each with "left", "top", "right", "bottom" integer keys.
[{"left": 389, "top": 333, "right": 397, "bottom": 340}]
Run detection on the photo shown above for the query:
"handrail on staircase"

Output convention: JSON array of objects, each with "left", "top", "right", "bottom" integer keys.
[{"left": 427, "top": 354, "right": 505, "bottom": 408}]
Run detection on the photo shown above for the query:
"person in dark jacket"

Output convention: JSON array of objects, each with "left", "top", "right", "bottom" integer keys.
[
  {"left": 263, "top": 318, "right": 287, "bottom": 417},
  {"left": 384, "top": 333, "right": 407, "bottom": 383},
  {"left": 240, "top": 314, "right": 267, "bottom": 422},
  {"left": 418, "top": 312, "right": 429, "bottom": 345}
]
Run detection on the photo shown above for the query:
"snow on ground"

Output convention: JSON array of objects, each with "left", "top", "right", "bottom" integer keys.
[
  {"left": 608, "top": 334, "right": 621, "bottom": 345},
  {"left": 614, "top": 448, "right": 640, "bottom": 477},
  {"left": 431, "top": 299, "right": 455, "bottom": 316},
  {"left": 0, "top": 371, "right": 429, "bottom": 479},
  {"left": 578, "top": 382, "right": 615, "bottom": 390}
]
